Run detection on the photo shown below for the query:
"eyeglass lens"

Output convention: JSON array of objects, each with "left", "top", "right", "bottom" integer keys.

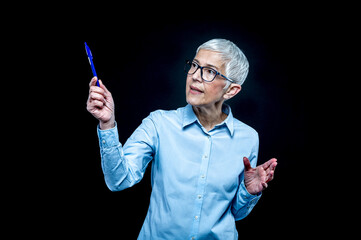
[{"left": 185, "top": 61, "right": 217, "bottom": 82}]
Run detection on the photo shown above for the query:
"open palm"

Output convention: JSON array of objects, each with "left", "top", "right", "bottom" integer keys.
[{"left": 243, "top": 157, "right": 277, "bottom": 195}]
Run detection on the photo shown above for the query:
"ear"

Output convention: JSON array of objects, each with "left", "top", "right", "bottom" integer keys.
[{"left": 223, "top": 83, "right": 241, "bottom": 100}]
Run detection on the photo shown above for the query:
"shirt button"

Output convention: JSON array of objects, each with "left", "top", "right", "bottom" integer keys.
[
  {"left": 191, "top": 237, "right": 195, "bottom": 240},
  {"left": 197, "top": 195, "right": 202, "bottom": 199},
  {"left": 201, "top": 175, "right": 205, "bottom": 179},
  {"left": 195, "top": 215, "right": 199, "bottom": 220},
  {"left": 204, "top": 155, "right": 208, "bottom": 158},
  {"left": 102, "top": 140, "right": 106, "bottom": 144}
]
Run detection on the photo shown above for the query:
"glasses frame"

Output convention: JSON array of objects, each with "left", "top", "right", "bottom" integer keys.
[{"left": 184, "top": 60, "right": 234, "bottom": 83}]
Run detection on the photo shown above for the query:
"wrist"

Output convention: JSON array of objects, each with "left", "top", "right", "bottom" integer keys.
[
  {"left": 244, "top": 180, "right": 260, "bottom": 196},
  {"left": 242, "top": 180, "right": 262, "bottom": 197},
  {"left": 99, "top": 118, "right": 115, "bottom": 130}
]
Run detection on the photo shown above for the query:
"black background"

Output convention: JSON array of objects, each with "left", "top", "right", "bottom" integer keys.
[
  {"left": 6, "top": 5, "right": 353, "bottom": 239},
  {"left": 64, "top": 22, "right": 308, "bottom": 238}
]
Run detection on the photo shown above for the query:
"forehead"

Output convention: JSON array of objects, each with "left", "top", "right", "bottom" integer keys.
[{"left": 194, "top": 49, "right": 225, "bottom": 70}]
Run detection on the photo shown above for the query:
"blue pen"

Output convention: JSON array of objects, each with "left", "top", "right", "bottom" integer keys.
[{"left": 85, "top": 42, "right": 100, "bottom": 87}]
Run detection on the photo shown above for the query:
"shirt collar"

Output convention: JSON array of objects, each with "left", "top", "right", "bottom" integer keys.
[
  {"left": 182, "top": 104, "right": 235, "bottom": 136},
  {"left": 182, "top": 104, "right": 198, "bottom": 128}
]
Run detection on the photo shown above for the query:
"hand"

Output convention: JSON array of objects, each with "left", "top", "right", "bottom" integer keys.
[
  {"left": 86, "top": 77, "right": 115, "bottom": 129},
  {"left": 243, "top": 157, "right": 277, "bottom": 195}
]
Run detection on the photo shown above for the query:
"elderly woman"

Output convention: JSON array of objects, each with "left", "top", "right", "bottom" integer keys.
[{"left": 86, "top": 39, "right": 277, "bottom": 239}]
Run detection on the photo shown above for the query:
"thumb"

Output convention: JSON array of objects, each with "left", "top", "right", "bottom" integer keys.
[
  {"left": 243, "top": 157, "right": 252, "bottom": 171},
  {"left": 89, "top": 77, "right": 98, "bottom": 87}
]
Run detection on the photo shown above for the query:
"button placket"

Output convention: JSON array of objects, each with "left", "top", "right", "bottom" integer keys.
[{"left": 189, "top": 134, "right": 212, "bottom": 238}]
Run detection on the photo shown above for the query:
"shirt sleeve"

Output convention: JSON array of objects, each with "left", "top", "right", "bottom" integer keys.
[
  {"left": 231, "top": 132, "right": 262, "bottom": 221},
  {"left": 231, "top": 180, "right": 262, "bottom": 221},
  {"left": 97, "top": 113, "right": 158, "bottom": 191}
]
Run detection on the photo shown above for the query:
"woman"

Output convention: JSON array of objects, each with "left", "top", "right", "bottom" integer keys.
[{"left": 86, "top": 38, "right": 277, "bottom": 239}]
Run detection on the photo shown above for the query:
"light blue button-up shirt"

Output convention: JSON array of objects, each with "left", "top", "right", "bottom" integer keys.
[{"left": 97, "top": 104, "right": 261, "bottom": 240}]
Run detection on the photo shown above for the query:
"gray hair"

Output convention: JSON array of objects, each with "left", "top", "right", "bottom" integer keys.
[{"left": 196, "top": 39, "right": 249, "bottom": 86}]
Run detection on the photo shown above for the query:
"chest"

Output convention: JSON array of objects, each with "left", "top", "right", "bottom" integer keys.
[{"left": 153, "top": 125, "right": 253, "bottom": 194}]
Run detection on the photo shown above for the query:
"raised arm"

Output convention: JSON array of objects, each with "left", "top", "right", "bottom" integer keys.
[{"left": 86, "top": 77, "right": 157, "bottom": 191}]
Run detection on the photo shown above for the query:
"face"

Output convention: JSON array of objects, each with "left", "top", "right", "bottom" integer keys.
[{"left": 186, "top": 49, "right": 229, "bottom": 108}]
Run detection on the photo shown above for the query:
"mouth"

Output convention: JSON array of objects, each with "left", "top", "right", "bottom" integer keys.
[{"left": 189, "top": 85, "right": 204, "bottom": 94}]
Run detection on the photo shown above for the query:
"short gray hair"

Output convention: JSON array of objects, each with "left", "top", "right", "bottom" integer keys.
[{"left": 196, "top": 39, "right": 249, "bottom": 85}]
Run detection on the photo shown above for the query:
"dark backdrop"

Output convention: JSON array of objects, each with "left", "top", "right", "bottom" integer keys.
[{"left": 17, "top": 15, "right": 333, "bottom": 238}]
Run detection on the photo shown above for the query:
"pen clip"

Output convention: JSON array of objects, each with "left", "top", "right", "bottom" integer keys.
[{"left": 85, "top": 42, "right": 92, "bottom": 62}]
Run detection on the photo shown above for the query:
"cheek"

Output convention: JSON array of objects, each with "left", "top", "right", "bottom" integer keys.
[
  {"left": 186, "top": 75, "right": 195, "bottom": 88},
  {"left": 186, "top": 76, "right": 191, "bottom": 86},
  {"left": 204, "top": 82, "right": 226, "bottom": 98}
]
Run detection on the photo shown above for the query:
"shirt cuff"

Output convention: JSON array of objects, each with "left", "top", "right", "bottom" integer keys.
[{"left": 97, "top": 122, "right": 120, "bottom": 149}]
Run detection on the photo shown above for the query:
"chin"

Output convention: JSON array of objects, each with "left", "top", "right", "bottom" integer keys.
[
  {"left": 186, "top": 96, "right": 195, "bottom": 106},
  {"left": 186, "top": 95, "right": 203, "bottom": 107}
]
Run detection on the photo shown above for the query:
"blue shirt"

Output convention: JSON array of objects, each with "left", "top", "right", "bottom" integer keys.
[{"left": 97, "top": 104, "right": 261, "bottom": 240}]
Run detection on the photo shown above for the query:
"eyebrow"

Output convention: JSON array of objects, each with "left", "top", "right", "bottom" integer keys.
[{"left": 193, "top": 58, "right": 219, "bottom": 71}]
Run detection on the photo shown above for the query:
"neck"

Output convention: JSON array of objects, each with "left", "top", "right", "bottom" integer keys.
[{"left": 192, "top": 102, "right": 227, "bottom": 132}]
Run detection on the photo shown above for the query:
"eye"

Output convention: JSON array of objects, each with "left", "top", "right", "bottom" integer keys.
[
  {"left": 206, "top": 68, "right": 216, "bottom": 76},
  {"left": 191, "top": 62, "right": 198, "bottom": 68}
]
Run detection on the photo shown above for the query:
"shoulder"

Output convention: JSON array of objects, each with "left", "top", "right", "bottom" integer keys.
[
  {"left": 233, "top": 117, "right": 259, "bottom": 140},
  {"left": 148, "top": 106, "right": 183, "bottom": 119},
  {"left": 146, "top": 106, "right": 185, "bottom": 126}
]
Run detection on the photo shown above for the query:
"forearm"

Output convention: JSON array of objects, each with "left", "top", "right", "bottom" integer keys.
[
  {"left": 98, "top": 123, "right": 136, "bottom": 191},
  {"left": 97, "top": 117, "right": 156, "bottom": 191}
]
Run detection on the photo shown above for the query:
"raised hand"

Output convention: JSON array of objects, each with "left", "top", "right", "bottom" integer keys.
[
  {"left": 243, "top": 157, "right": 277, "bottom": 195},
  {"left": 86, "top": 77, "right": 115, "bottom": 130}
]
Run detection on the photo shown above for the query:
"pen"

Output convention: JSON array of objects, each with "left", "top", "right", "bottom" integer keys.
[{"left": 85, "top": 42, "right": 100, "bottom": 87}]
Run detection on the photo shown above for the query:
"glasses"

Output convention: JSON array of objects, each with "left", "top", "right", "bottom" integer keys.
[{"left": 184, "top": 60, "right": 234, "bottom": 83}]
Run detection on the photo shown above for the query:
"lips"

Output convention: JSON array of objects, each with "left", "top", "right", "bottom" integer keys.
[{"left": 190, "top": 85, "right": 204, "bottom": 94}]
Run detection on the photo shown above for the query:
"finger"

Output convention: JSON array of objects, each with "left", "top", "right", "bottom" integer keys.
[
  {"left": 98, "top": 80, "right": 112, "bottom": 97},
  {"left": 89, "top": 85, "right": 105, "bottom": 95},
  {"left": 89, "top": 92, "right": 106, "bottom": 103},
  {"left": 262, "top": 158, "right": 277, "bottom": 170},
  {"left": 265, "top": 171, "right": 274, "bottom": 183},
  {"left": 91, "top": 99, "right": 104, "bottom": 108},
  {"left": 271, "top": 161, "right": 277, "bottom": 171},
  {"left": 87, "top": 99, "right": 103, "bottom": 113},
  {"left": 89, "top": 77, "right": 98, "bottom": 87},
  {"left": 265, "top": 162, "right": 278, "bottom": 176},
  {"left": 243, "top": 157, "right": 252, "bottom": 171}
]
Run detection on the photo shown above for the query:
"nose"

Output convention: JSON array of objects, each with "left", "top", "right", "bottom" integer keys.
[{"left": 192, "top": 67, "right": 203, "bottom": 82}]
